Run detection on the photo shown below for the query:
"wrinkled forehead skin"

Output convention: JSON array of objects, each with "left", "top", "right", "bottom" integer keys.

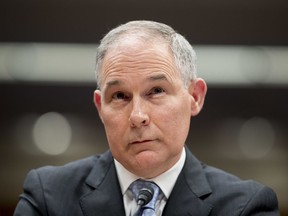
[{"left": 98, "top": 33, "right": 179, "bottom": 89}]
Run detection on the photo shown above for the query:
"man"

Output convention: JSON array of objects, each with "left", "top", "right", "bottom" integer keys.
[{"left": 14, "top": 20, "right": 279, "bottom": 215}]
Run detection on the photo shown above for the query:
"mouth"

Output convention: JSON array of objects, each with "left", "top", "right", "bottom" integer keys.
[{"left": 130, "top": 140, "right": 153, "bottom": 145}]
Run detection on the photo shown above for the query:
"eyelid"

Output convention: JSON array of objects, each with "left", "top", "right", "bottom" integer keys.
[
  {"left": 111, "top": 91, "right": 130, "bottom": 101},
  {"left": 147, "top": 86, "right": 165, "bottom": 96},
  {"left": 153, "top": 86, "right": 165, "bottom": 92}
]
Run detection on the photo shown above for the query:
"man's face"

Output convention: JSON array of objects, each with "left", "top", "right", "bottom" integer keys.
[{"left": 94, "top": 38, "right": 206, "bottom": 178}]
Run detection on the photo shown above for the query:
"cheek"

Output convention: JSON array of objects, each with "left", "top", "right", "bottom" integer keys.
[
  {"left": 158, "top": 100, "right": 191, "bottom": 139},
  {"left": 101, "top": 106, "right": 126, "bottom": 124},
  {"left": 101, "top": 110, "right": 127, "bottom": 137},
  {"left": 166, "top": 111, "right": 190, "bottom": 136},
  {"left": 159, "top": 97, "right": 191, "bottom": 124}
]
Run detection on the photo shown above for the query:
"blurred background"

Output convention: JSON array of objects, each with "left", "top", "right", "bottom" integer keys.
[{"left": 0, "top": 0, "right": 287, "bottom": 215}]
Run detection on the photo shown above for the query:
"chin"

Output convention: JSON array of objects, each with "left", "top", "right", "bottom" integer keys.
[{"left": 132, "top": 154, "right": 165, "bottom": 176}]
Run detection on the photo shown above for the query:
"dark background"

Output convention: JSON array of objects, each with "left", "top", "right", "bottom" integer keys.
[
  {"left": 1, "top": 0, "right": 287, "bottom": 215},
  {"left": 1, "top": 0, "right": 288, "bottom": 45}
]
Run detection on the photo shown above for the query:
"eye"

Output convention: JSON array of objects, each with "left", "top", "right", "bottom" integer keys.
[
  {"left": 148, "top": 87, "right": 165, "bottom": 96},
  {"left": 112, "top": 92, "right": 129, "bottom": 100}
]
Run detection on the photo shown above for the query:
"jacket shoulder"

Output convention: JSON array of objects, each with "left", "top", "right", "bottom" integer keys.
[
  {"left": 35, "top": 154, "right": 100, "bottom": 181},
  {"left": 202, "top": 164, "right": 279, "bottom": 215},
  {"left": 15, "top": 151, "right": 113, "bottom": 216}
]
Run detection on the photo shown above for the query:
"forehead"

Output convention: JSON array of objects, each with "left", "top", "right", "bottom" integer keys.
[
  {"left": 101, "top": 38, "right": 177, "bottom": 76},
  {"left": 107, "top": 35, "right": 171, "bottom": 59}
]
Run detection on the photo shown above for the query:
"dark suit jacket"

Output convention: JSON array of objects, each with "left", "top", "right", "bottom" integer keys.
[{"left": 14, "top": 147, "right": 279, "bottom": 215}]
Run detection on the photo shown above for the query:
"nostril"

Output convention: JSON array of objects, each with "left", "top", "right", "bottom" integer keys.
[{"left": 129, "top": 116, "right": 149, "bottom": 128}]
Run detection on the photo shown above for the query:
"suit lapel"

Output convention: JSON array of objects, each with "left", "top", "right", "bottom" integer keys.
[
  {"left": 78, "top": 147, "right": 213, "bottom": 216},
  {"left": 79, "top": 151, "right": 126, "bottom": 216},
  {"left": 163, "top": 147, "right": 213, "bottom": 216}
]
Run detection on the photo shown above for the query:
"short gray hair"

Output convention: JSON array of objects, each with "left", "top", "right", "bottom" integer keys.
[{"left": 95, "top": 20, "right": 197, "bottom": 88}]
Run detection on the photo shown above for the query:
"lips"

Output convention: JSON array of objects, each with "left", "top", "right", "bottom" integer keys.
[{"left": 130, "top": 140, "right": 152, "bottom": 144}]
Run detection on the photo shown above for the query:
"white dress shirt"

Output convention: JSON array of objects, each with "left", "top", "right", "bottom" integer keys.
[{"left": 114, "top": 147, "right": 186, "bottom": 216}]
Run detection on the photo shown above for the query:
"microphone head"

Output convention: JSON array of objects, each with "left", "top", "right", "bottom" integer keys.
[{"left": 137, "top": 186, "right": 154, "bottom": 206}]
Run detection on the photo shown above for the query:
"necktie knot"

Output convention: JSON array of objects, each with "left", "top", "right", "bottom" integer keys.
[{"left": 130, "top": 179, "right": 161, "bottom": 216}]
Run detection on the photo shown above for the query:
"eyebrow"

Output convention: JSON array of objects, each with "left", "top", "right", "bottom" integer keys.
[
  {"left": 106, "top": 80, "right": 121, "bottom": 88},
  {"left": 104, "top": 73, "right": 170, "bottom": 90},
  {"left": 148, "top": 74, "right": 169, "bottom": 82}
]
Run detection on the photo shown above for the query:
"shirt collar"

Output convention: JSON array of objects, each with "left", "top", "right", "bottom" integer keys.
[{"left": 114, "top": 147, "right": 186, "bottom": 199}]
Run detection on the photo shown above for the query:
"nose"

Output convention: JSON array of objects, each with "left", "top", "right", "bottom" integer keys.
[{"left": 129, "top": 99, "right": 149, "bottom": 128}]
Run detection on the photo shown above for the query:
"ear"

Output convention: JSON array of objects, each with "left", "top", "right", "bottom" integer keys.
[
  {"left": 188, "top": 78, "right": 207, "bottom": 116},
  {"left": 94, "top": 90, "right": 103, "bottom": 121}
]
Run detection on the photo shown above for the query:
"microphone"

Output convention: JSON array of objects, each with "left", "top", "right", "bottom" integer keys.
[{"left": 134, "top": 186, "right": 154, "bottom": 216}]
